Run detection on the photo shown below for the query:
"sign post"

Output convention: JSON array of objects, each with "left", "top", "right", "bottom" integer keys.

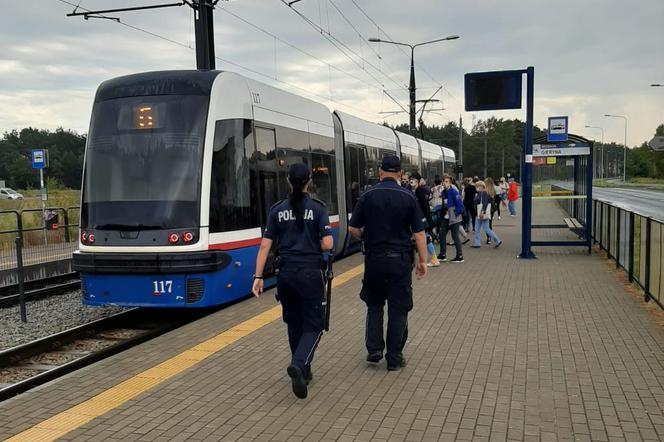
[{"left": 31, "top": 149, "right": 48, "bottom": 245}]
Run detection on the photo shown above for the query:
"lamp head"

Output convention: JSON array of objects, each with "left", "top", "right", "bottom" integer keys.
[{"left": 446, "top": 35, "right": 460, "bottom": 40}]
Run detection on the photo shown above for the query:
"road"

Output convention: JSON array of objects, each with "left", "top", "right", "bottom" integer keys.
[
  {"left": 592, "top": 187, "right": 664, "bottom": 222},
  {"left": 552, "top": 181, "right": 664, "bottom": 222}
]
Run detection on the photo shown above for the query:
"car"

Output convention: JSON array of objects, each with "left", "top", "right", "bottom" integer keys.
[{"left": 0, "top": 188, "right": 24, "bottom": 200}]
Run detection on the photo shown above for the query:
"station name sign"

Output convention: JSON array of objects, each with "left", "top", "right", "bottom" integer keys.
[{"left": 533, "top": 143, "right": 590, "bottom": 157}]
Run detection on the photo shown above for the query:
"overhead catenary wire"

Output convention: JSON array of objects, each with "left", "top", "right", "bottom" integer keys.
[
  {"left": 218, "top": 5, "right": 384, "bottom": 93},
  {"left": 56, "top": 0, "right": 378, "bottom": 120},
  {"left": 281, "top": 0, "right": 405, "bottom": 91},
  {"left": 348, "top": 0, "right": 459, "bottom": 106}
]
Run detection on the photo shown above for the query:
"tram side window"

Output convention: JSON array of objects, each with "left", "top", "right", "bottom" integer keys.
[
  {"left": 209, "top": 119, "right": 257, "bottom": 232},
  {"left": 366, "top": 146, "right": 381, "bottom": 187},
  {"left": 310, "top": 152, "right": 338, "bottom": 215}
]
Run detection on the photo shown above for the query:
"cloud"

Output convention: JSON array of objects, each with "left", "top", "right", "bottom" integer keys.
[{"left": 0, "top": 0, "right": 662, "bottom": 146}]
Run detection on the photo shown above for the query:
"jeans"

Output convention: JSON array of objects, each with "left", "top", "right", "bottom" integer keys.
[
  {"left": 439, "top": 219, "right": 462, "bottom": 258},
  {"left": 474, "top": 218, "right": 501, "bottom": 246},
  {"left": 508, "top": 200, "right": 517, "bottom": 216}
]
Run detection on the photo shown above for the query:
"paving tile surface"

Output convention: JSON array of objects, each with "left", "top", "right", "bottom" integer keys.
[{"left": 2, "top": 202, "right": 664, "bottom": 441}]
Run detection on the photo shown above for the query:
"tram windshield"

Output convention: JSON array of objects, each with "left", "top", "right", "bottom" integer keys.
[{"left": 81, "top": 95, "right": 208, "bottom": 230}]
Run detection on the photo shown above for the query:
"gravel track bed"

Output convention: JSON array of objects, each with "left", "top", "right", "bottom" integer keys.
[{"left": 0, "top": 290, "right": 126, "bottom": 351}]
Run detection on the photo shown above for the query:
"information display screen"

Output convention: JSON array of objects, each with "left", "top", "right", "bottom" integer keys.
[{"left": 464, "top": 70, "right": 523, "bottom": 111}]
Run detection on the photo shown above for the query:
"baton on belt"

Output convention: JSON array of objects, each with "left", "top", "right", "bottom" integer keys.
[{"left": 324, "top": 253, "right": 334, "bottom": 332}]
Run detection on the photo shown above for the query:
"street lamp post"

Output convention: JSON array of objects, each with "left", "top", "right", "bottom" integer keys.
[
  {"left": 369, "top": 35, "right": 459, "bottom": 132},
  {"left": 604, "top": 114, "right": 628, "bottom": 182},
  {"left": 585, "top": 125, "right": 604, "bottom": 180}
]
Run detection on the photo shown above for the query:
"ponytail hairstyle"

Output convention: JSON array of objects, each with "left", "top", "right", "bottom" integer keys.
[
  {"left": 289, "top": 177, "right": 307, "bottom": 230},
  {"left": 287, "top": 163, "right": 311, "bottom": 230}
]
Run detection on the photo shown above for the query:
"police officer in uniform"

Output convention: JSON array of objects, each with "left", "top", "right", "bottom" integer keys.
[
  {"left": 348, "top": 155, "right": 428, "bottom": 371},
  {"left": 252, "top": 163, "right": 333, "bottom": 399}
]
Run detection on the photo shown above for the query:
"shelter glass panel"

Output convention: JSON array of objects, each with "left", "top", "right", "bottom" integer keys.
[{"left": 651, "top": 222, "right": 662, "bottom": 302}]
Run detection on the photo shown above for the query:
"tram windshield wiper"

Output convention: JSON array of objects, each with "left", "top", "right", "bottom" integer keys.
[{"left": 94, "top": 223, "right": 162, "bottom": 231}]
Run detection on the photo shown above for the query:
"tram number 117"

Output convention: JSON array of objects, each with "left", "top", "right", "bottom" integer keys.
[{"left": 152, "top": 280, "right": 173, "bottom": 295}]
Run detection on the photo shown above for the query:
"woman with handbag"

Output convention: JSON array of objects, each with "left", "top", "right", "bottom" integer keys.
[{"left": 471, "top": 180, "right": 502, "bottom": 249}]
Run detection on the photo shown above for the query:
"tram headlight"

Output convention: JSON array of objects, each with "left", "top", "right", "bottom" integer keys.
[
  {"left": 182, "top": 232, "right": 194, "bottom": 243},
  {"left": 168, "top": 233, "right": 180, "bottom": 244}
]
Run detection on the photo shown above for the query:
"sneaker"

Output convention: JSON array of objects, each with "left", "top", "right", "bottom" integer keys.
[
  {"left": 287, "top": 364, "right": 308, "bottom": 399},
  {"left": 486, "top": 239, "right": 492, "bottom": 245},
  {"left": 494, "top": 241, "right": 503, "bottom": 249},
  {"left": 510, "top": 214, "right": 516, "bottom": 217},
  {"left": 367, "top": 352, "right": 383, "bottom": 363},
  {"left": 462, "top": 237, "right": 470, "bottom": 245},
  {"left": 471, "top": 245, "right": 480, "bottom": 249},
  {"left": 498, "top": 216, "right": 502, "bottom": 220},
  {"left": 451, "top": 256, "right": 464, "bottom": 263},
  {"left": 427, "top": 260, "right": 440, "bottom": 267},
  {"left": 437, "top": 254, "right": 447, "bottom": 262}
]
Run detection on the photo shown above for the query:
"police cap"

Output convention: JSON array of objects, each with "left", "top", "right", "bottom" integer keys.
[
  {"left": 380, "top": 155, "right": 401, "bottom": 173},
  {"left": 288, "top": 163, "right": 310, "bottom": 184}
]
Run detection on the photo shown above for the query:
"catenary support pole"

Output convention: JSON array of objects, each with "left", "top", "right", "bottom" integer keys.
[{"left": 194, "top": 0, "right": 215, "bottom": 69}]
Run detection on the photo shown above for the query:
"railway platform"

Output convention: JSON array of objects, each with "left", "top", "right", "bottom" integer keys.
[{"left": 3, "top": 207, "right": 664, "bottom": 441}]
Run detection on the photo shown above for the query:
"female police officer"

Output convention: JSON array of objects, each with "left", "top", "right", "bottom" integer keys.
[{"left": 252, "top": 163, "right": 333, "bottom": 399}]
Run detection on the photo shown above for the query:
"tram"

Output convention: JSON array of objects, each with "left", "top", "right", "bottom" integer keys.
[{"left": 73, "top": 70, "right": 456, "bottom": 307}]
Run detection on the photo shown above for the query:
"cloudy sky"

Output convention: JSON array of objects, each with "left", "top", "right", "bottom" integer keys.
[{"left": 1, "top": 0, "right": 663, "bottom": 146}]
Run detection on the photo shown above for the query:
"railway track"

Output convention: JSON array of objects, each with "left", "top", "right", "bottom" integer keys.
[
  {"left": 0, "top": 273, "right": 80, "bottom": 306},
  {"left": 0, "top": 308, "right": 196, "bottom": 402}
]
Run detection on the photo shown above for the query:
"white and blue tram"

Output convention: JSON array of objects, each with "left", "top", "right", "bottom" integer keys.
[{"left": 73, "top": 70, "right": 456, "bottom": 307}]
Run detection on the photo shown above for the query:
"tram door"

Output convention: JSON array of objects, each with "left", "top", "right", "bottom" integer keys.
[{"left": 253, "top": 126, "right": 282, "bottom": 275}]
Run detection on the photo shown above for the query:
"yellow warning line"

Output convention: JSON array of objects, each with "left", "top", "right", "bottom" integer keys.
[{"left": 5, "top": 263, "right": 365, "bottom": 442}]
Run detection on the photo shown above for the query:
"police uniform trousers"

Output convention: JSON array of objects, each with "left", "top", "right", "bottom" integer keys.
[
  {"left": 277, "top": 266, "right": 326, "bottom": 378},
  {"left": 361, "top": 251, "right": 413, "bottom": 366}
]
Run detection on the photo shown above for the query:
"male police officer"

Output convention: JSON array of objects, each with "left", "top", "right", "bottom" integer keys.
[
  {"left": 253, "top": 163, "right": 333, "bottom": 399},
  {"left": 348, "top": 155, "right": 428, "bottom": 371}
]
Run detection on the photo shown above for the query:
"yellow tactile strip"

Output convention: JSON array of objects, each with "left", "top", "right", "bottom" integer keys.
[{"left": 5, "top": 263, "right": 364, "bottom": 442}]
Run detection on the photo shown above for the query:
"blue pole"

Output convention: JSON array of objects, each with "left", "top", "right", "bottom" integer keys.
[{"left": 519, "top": 66, "right": 536, "bottom": 259}]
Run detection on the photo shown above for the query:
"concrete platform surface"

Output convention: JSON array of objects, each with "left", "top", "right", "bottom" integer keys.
[{"left": 2, "top": 209, "right": 664, "bottom": 441}]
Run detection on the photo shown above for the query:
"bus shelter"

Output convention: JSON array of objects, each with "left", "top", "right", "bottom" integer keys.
[{"left": 530, "top": 134, "right": 593, "bottom": 252}]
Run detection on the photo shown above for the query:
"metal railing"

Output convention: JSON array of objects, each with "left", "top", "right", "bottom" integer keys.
[
  {"left": 0, "top": 207, "right": 79, "bottom": 287},
  {"left": 593, "top": 199, "right": 664, "bottom": 308}
]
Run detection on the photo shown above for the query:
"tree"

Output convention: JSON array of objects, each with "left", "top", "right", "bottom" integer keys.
[{"left": 0, "top": 128, "right": 86, "bottom": 189}]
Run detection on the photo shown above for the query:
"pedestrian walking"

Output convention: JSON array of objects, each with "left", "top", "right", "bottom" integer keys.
[
  {"left": 252, "top": 163, "right": 334, "bottom": 399},
  {"left": 411, "top": 174, "right": 439, "bottom": 266},
  {"left": 348, "top": 155, "right": 428, "bottom": 371},
  {"left": 472, "top": 180, "right": 503, "bottom": 249},
  {"left": 485, "top": 177, "right": 497, "bottom": 244},
  {"left": 507, "top": 177, "right": 519, "bottom": 216},
  {"left": 437, "top": 176, "right": 465, "bottom": 263},
  {"left": 462, "top": 178, "right": 477, "bottom": 231},
  {"left": 499, "top": 177, "right": 508, "bottom": 210}
]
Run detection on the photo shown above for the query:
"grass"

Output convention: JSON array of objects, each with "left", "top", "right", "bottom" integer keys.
[
  {"left": 0, "top": 189, "right": 80, "bottom": 249},
  {"left": 593, "top": 178, "right": 664, "bottom": 191}
]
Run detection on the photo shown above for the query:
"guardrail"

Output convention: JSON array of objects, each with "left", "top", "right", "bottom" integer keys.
[
  {"left": 592, "top": 199, "right": 664, "bottom": 308},
  {"left": 0, "top": 207, "right": 79, "bottom": 286}
]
